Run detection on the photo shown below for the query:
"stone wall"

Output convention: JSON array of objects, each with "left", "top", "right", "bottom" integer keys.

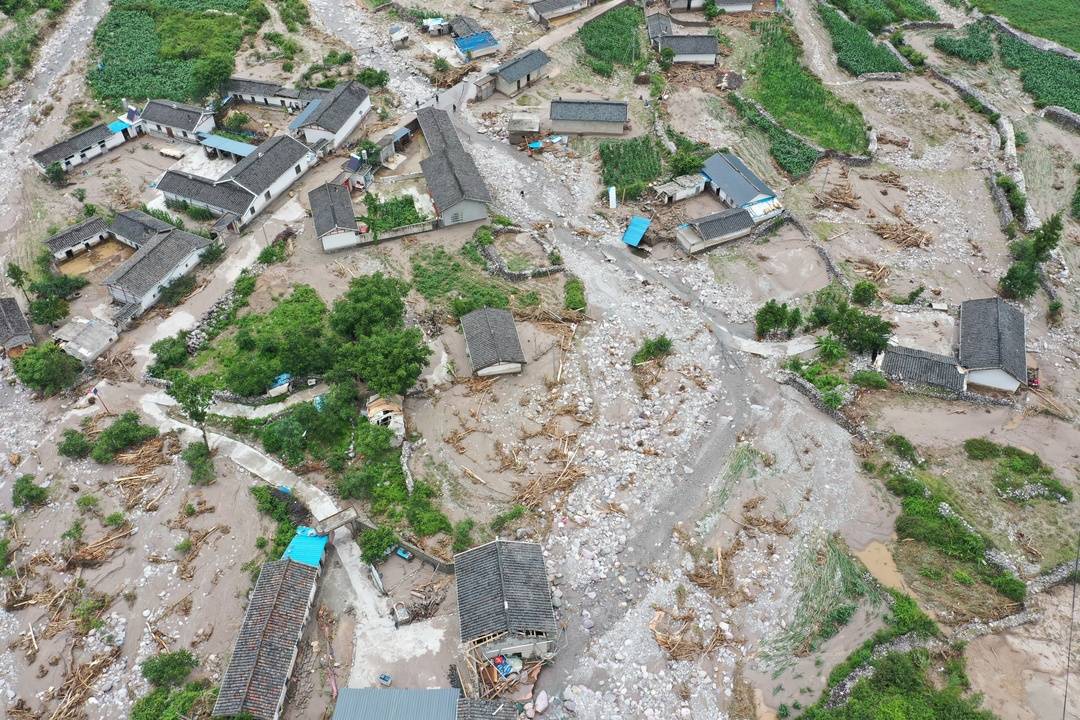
[
  {"left": 783, "top": 374, "right": 867, "bottom": 439},
  {"left": 986, "top": 15, "right": 1080, "bottom": 63},
  {"left": 1043, "top": 106, "right": 1080, "bottom": 134},
  {"left": 480, "top": 227, "right": 566, "bottom": 281}
]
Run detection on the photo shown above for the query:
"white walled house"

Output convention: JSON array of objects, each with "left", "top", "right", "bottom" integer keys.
[
  {"left": 529, "top": 0, "right": 593, "bottom": 26},
  {"left": 32, "top": 118, "right": 143, "bottom": 174},
  {"left": 224, "top": 77, "right": 328, "bottom": 111},
  {"left": 676, "top": 208, "right": 754, "bottom": 254},
  {"left": 44, "top": 217, "right": 111, "bottom": 261},
  {"left": 548, "top": 98, "right": 628, "bottom": 135},
  {"left": 103, "top": 228, "right": 210, "bottom": 317},
  {"left": 289, "top": 81, "right": 371, "bottom": 151},
  {"left": 416, "top": 107, "right": 491, "bottom": 227},
  {"left": 108, "top": 209, "right": 176, "bottom": 248},
  {"left": 310, "top": 183, "right": 366, "bottom": 252},
  {"left": 702, "top": 152, "right": 783, "bottom": 223},
  {"left": 490, "top": 49, "right": 551, "bottom": 97},
  {"left": 958, "top": 297, "right": 1026, "bottom": 392},
  {"left": 658, "top": 34, "right": 719, "bottom": 65},
  {"left": 141, "top": 100, "right": 215, "bottom": 143},
  {"left": 157, "top": 135, "right": 316, "bottom": 231},
  {"left": 460, "top": 308, "right": 526, "bottom": 377}
]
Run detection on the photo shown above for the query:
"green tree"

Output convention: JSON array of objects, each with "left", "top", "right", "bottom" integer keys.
[
  {"left": 815, "top": 334, "right": 846, "bottom": 362},
  {"left": 329, "top": 273, "right": 408, "bottom": 340},
  {"left": 334, "top": 328, "right": 431, "bottom": 396},
  {"left": 148, "top": 333, "right": 189, "bottom": 378},
  {"left": 5, "top": 263, "right": 30, "bottom": 304},
  {"left": 12, "top": 475, "right": 48, "bottom": 508},
  {"left": 1030, "top": 212, "right": 1062, "bottom": 263},
  {"left": 830, "top": 306, "right": 892, "bottom": 355},
  {"left": 669, "top": 150, "right": 704, "bottom": 177},
  {"left": 851, "top": 280, "right": 878, "bottom": 306},
  {"left": 359, "top": 526, "right": 396, "bottom": 564},
  {"left": 659, "top": 47, "right": 675, "bottom": 70},
  {"left": 141, "top": 650, "right": 198, "bottom": 687},
  {"left": 13, "top": 343, "right": 82, "bottom": 395},
  {"left": 999, "top": 261, "right": 1038, "bottom": 299},
  {"left": 193, "top": 53, "right": 234, "bottom": 98},
  {"left": 44, "top": 162, "right": 66, "bottom": 187},
  {"left": 29, "top": 296, "right": 69, "bottom": 325},
  {"left": 166, "top": 371, "right": 216, "bottom": 448}
]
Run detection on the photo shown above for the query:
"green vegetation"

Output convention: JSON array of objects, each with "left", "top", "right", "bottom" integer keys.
[
  {"left": 578, "top": 6, "right": 643, "bottom": 75},
  {"left": 490, "top": 504, "right": 527, "bottom": 533},
  {"left": 182, "top": 442, "right": 215, "bottom": 485},
  {"left": 76, "top": 494, "right": 100, "bottom": 513},
  {"left": 819, "top": 5, "right": 905, "bottom": 75},
  {"left": 148, "top": 333, "right": 190, "bottom": 378},
  {"left": 129, "top": 682, "right": 217, "bottom": 720},
  {"left": 851, "top": 280, "right": 878, "bottom": 306},
  {"left": 13, "top": 342, "right": 83, "bottom": 395},
  {"left": 158, "top": 274, "right": 197, "bottom": 307},
  {"left": 62, "top": 519, "right": 84, "bottom": 544},
  {"left": 90, "top": 412, "right": 158, "bottom": 464},
  {"left": 357, "top": 67, "right": 390, "bottom": 88},
  {"left": 885, "top": 433, "right": 919, "bottom": 464},
  {"left": 68, "top": 106, "right": 103, "bottom": 132},
  {"left": 411, "top": 247, "right": 509, "bottom": 317},
  {"left": 564, "top": 278, "right": 587, "bottom": 312},
  {"left": 998, "top": 30, "right": 1080, "bottom": 113},
  {"left": 1000, "top": 213, "right": 1062, "bottom": 299},
  {"left": 747, "top": 20, "right": 868, "bottom": 155},
  {"left": 452, "top": 518, "right": 476, "bottom": 552},
  {"left": 12, "top": 474, "right": 48, "bottom": 508},
  {"left": 996, "top": 173, "right": 1027, "bottom": 219},
  {"left": 934, "top": 21, "right": 994, "bottom": 63},
  {"left": 851, "top": 369, "right": 888, "bottom": 389},
  {"left": 830, "top": 0, "right": 937, "bottom": 35},
  {"left": 57, "top": 428, "right": 93, "bottom": 459},
  {"left": 730, "top": 95, "right": 820, "bottom": 177},
  {"left": 807, "top": 287, "right": 893, "bottom": 355},
  {"left": 598, "top": 136, "right": 663, "bottom": 200},
  {"left": 963, "top": 437, "right": 1072, "bottom": 501},
  {"left": 754, "top": 299, "right": 802, "bottom": 339},
  {"left": 1072, "top": 177, "right": 1080, "bottom": 219},
  {"left": 0, "top": 0, "right": 75, "bottom": 88},
  {"left": 250, "top": 485, "right": 298, "bottom": 558},
  {"left": 632, "top": 335, "right": 673, "bottom": 365},
  {"left": 362, "top": 193, "right": 426, "bottom": 239},
  {"left": 359, "top": 525, "right": 396, "bottom": 564},
  {"left": 142, "top": 650, "right": 199, "bottom": 687},
  {"left": 104, "top": 511, "right": 126, "bottom": 528},
  {"left": 257, "top": 235, "right": 290, "bottom": 264},
  {"left": 0, "top": 538, "right": 10, "bottom": 574},
  {"left": 972, "top": 0, "right": 1080, "bottom": 53},
  {"left": 890, "top": 31, "right": 926, "bottom": 67},
  {"left": 787, "top": 356, "right": 846, "bottom": 408},
  {"left": 165, "top": 198, "right": 217, "bottom": 222}
]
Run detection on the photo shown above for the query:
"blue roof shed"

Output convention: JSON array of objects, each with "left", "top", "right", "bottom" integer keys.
[
  {"left": 199, "top": 133, "right": 258, "bottom": 157},
  {"left": 455, "top": 31, "right": 498, "bottom": 55},
  {"left": 622, "top": 216, "right": 651, "bottom": 247},
  {"left": 282, "top": 526, "right": 329, "bottom": 568},
  {"left": 288, "top": 99, "right": 322, "bottom": 130}
]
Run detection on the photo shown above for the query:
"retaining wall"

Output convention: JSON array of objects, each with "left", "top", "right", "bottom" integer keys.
[
  {"left": 783, "top": 374, "right": 867, "bottom": 438},
  {"left": 986, "top": 15, "right": 1080, "bottom": 63},
  {"left": 1043, "top": 106, "right": 1080, "bottom": 134},
  {"left": 480, "top": 227, "right": 567, "bottom": 281}
]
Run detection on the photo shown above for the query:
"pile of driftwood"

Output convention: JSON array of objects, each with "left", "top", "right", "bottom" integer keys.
[
  {"left": 687, "top": 536, "right": 747, "bottom": 607},
  {"left": 853, "top": 257, "right": 890, "bottom": 283},
  {"left": 407, "top": 577, "right": 451, "bottom": 620},
  {"left": 649, "top": 607, "right": 727, "bottom": 661},
  {"left": 517, "top": 452, "right": 585, "bottom": 509},
  {"left": 860, "top": 171, "right": 907, "bottom": 191},
  {"left": 63, "top": 525, "right": 136, "bottom": 569},
  {"left": 813, "top": 181, "right": 861, "bottom": 210},
  {"left": 872, "top": 206, "right": 932, "bottom": 248}
]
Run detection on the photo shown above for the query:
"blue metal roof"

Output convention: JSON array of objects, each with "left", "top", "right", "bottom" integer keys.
[
  {"left": 281, "top": 526, "right": 328, "bottom": 568},
  {"left": 270, "top": 373, "right": 291, "bottom": 388},
  {"left": 199, "top": 133, "right": 258, "bottom": 157},
  {"left": 107, "top": 119, "right": 130, "bottom": 133},
  {"left": 622, "top": 215, "right": 651, "bottom": 247},
  {"left": 331, "top": 688, "right": 459, "bottom": 720},
  {"left": 455, "top": 31, "right": 498, "bottom": 53},
  {"left": 288, "top": 99, "right": 322, "bottom": 130}
]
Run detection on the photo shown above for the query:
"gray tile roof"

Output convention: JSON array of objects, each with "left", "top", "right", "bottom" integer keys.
[
  {"left": 33, "top": 124, "right": 115, "bottom": 166},
  {"left": 686, "top": 207, "right": 754, "bottom": 240},
  {"left": 141, "top": 100, "right": 210, "bottom": 131},
  {"left": 108, "top": 209, "right": 174, "bottom": 247},
  {"left": 0, "top": 297, "right": 32, "bottom": 351},
  {"left": 158, "top": 170, "right": 255, "bottom": 216},
  {"left": 646, "top": 12, "right": 673, "bottom": 40},
  {"left": 103, "top": 228, "right": 210, "bottom": 299},
  {"left": 881, "top": 344, "right": 964, "bottom": 393},
  {"left": 658, "top": 34, "right": 719, "bottom": 56},
  {"left": 309, "top": 183, "right": 357, "bottom": 237},
  {"left": 459, "top": 308, "right": 525, "bottom": 372},
  {"left": 549, "top": 99, "right": 628, "bottom": 123},
  {"left": 532, "top": 0, "right": 584, "bottom": 16},
  {"left": 702, "top": 152, "right": 774, "bottom": 207},
  {"left": 454, "top": 540, "right": 556, "bottom": 643},
  {"left": 458, "top": 699, "right": 518, "bottom": 720},
  {"left": 331, "top": 688, "right": 458, "bottom": 720},
  {"left": 53, "top": 317, "right": 118, "bottom": 362},
  {"left": 450, "top": 15, "right": 484, "bottom": 36},
  {"left": 959, "top": 297, "right": 1026, "bottom": 382},
  {"left": 213, "top": 559, "right": 319, "bottom": 720},
  {"left": 297, "top": 80, "right": 369, "bottom": 133},
  {"left": 223, "top": 134, "right": 312, "bottom": 196},
  {"left": 416, "top": 107, "right": 492, "bottom": 211},
  {"left": 226, "top": 77, "right": 285, "bottom": 97},
  {"left": 45, "top": 217, "right": 109, "bottom": 254},
  {"left": 492, "top": 49, "right": 551, "bottom": 83}
]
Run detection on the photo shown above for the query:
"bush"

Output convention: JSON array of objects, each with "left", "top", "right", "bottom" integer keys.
[
  {"left": 182, "top": 442, "right": 214, "bottom": 485},
  {"left": 996, "top": 174, "right": 1027, "bottom": 218},
  {"left": 754, "top": 299, "right": 802, "bottom": 339},
  {"left": 632, "top": 335, "right": 673, "bottom": 365},
  {"left": 158, "top": 274, "right": 197, "bottom": 306},
  {"left": 12, "top": 475, "right": 48, "bottom": 508},
  {"left": 885, "top": 434, "right": 918, "bottom": 464},
  {"left": 141, "top": 650, "right": 198, "bottom": 687},
  {"left": 359, "top": 526, "right": 396, "bottom": 564},
  {"left": 851, "top": 370, "right": 888, "bottom": 389},
  {"left": 989, "top": 572, "right": 1026, "bottom": 602},
  {"left": 103, "top": 512, "right": 126, "bottom": 528},
  {"left": 58, "top": 429, "right": 93, "bottom": 458},
  {"left": 452, "top": 519, "right": 476, "bottom": 552},
  {"left": 30, "top": 296, "right": 70, "bottom": 324},
  {"left": 90, "top": 412, "right": 158, "bottom": 464},
  {"left": 564, "top": 278, "right": 586, "bottom": 311},
  {"left": 851, "top": 280, "right": 878, "bottom": 306},
  {"left": 999, "top": 260, "right": 1038, "bottom": 299},
  {"left": 148, "top": 333, "right": 190, "bottom": 378},
  {"left": 490, "top": 504, "right": 526, "bottom": 533},
  {"left": 357, "top": 67, "right": 389, "bottom": 88}
]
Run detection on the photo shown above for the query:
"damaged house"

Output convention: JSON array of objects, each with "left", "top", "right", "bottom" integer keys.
[
  {"left": 676, "top": 208, "right": 755, "bottom": 254},
  {"left": 44, "top": 217, "right": 111, "bottom": 262},
  {"left": 459, "top": 308, "right": 526, "bottom": 377},
  {"left": 879, "top": 344, "right": 966, "bottom": 394},
  {"left": 32, "top": 114, "right": 144, "bottom": 174},
  {"left": 331, "top": 688, "right": 515, "bottom": 720},
  {"left": 702, "top": 152, "right": 783, "bottom": 223},
  {"left": 416, "top": 107, "right": 492, "bottom": 227},
  {"left": 657, "top": 34, "right": 719, "bottom": 65}
]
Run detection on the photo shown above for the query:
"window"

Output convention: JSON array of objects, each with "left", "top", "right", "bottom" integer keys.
[
  {"left": 264, "top": 190, "right": 272, "bottom": 200},
  {"left": 182, "top": 131, "right": 188, "bottom": 138},
  {"left": 295, "top": 164, "right": 301, "bottom": 175}
]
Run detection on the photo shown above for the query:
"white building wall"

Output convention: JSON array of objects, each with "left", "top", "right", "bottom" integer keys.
[
  {"left": 439, "top": 199, "right": 488, "bottom": 227},
  {"left": 675, "top": 225, "right": 752, "bottom": 254},
  {"left": 146, "top": 115, "right": 215, "bottom": 143},
  {"left": 331, "top": 98, "right": 372, "bottom": 148},
  {"left": 669, "top": 0, "right": 706, "bottom": 8},
  {"left": 321, "top": 230, "right": 366, "bottom": 252},
  {"left": 137, "top": 249, "right": 203, "bottom": 312},
  {"left": 53, "top": 231, "right": 109, "bottom": 260},
  {"left": 673, "top": 52, "right": 717, "bottom": 65},
  {"left": 548, "top": 119, "right": 625, "bottom": 135},
  {"left": 476, "top": 361, "right": 523, "bottom": 377},
  {"left": 243, "top": 151, "right": 317, "bottom": 223},
  {"left": 55, "top": 131, "right": 127, "bottom": 171},
  {"left": 965, "top": 368, "right": 1020, "bottom": 393}
]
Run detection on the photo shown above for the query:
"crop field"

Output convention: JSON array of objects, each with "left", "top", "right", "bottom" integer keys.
[
  {"left": 829, "top": 0, "right": 937, "bottom": 35},
  {"left": 933, "top": 21, "right": 994, "bottom": 64},
  {"left": 818, "top": 5, "right": 905, "bottom": 75},
  {"left": 88, "top": 0, "right": 264, "bottom": 104},
  {"left": 746, "top": 20, "right": 868, "bottom": 155},
  {"left": 0, "top": 0, "right": 74, "bottom": 88},
  {"left": 998, "top": 30, "right": 1080, "bottom": 113},
  {"left": 578, "top": 5, "right": 644, "bottom": 76},
  {"left": 971, "top": 0, "right": 1080, "bottom": 53},
  {"left": 730, "top": 95, "right": 820, "bottom": 177},
  {"left": 598, "top": 136, "right": 662, "bottom": 200}
]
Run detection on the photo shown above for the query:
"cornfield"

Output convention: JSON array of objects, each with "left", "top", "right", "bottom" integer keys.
[
  {"left": 998, "top": 30, "right": 1080, "bottom": 114},
  {"left": 598, "top": 136, "right": 662, "bottom": 200},
  {"left": 578, "top": 6, "right": 644, "bottom": 67},
  {"left": 933, "top": 21, "right": 994, "bottom": 64},
  {"left": 819, "top": 5, "right": 906, "bottom": 75}
]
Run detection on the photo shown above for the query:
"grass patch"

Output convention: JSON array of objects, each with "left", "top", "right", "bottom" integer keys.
[
  {"left": 819, "top": 5, "right": 906, "bottom": 75},
  {"left": 564, "top": 277, "right": 586, "bottom": 312},
  {"left": 410, "top": 247, "right": 509, "bottom": 317},
  {"left": 90, "top": 412, "right": 158, "bottom": 464},
  {"left": 598, "top": 136, "right": 663, "bottom": 201},
  {"left": 490, "top": 504, "right": 527, "bottom": 533},
  {"left": 851, "top": 370, "right": 888, "bottom": 389},
  {"left": 0, "top": 0, "right": 76, "bottom": 89},
  {"left": 830, "top": 0, "right": 937, "bottom": 35},
  {"left": 632, "top": 335, "right": 673, "bottom": 365},
  {"left": 885, "top": 434, "right": 919, "bottom": 465},
  {"left": 963, "top": 438, "right": 1072, "bottom": 502},
  {"left": 182, "top": 442, "right": 214, "bottom": 485},
  {"left": 934, "top": 21, "right": 994, "bottom": 63},
  {"left": 746, "top": 20, "right": 868, "bottom": 154},
  {"left": 730, "top": 95, "right": 821, "bottom": 177},
  {"left": 362, "top": 193, "right": 427, "bottom": 240}
]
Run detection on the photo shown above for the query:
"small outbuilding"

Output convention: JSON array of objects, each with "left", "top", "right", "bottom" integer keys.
[
  {"left": 657, "top": 34, "right": 718, "bottom": 65},
  {"left": 669, "top": 0, "right": 753, "bottom": 10},
  {"left": 454, "top": 540, "right": 557, "bottom": 660},
  {"left": 879, "top": 344, "right": 965, "bottom": 394},
  {"left": 490, "top": 49, "right": 551, "bottom": 97},
  {"left": 44, "top": 217, "right": 111, "bottom": 261},
  {"left": 141, "top": 100, "right": 216, "bottom": 142},
  {"left": 529, "top": 0, "right": 594, "bottom": 26},
  {"left": 32, "top": 119, "right": 143, "bottom": 174},
  {"left": 0, "top": 297, "right": 33, "bottom": 357},
  {"left": 654, "top": 173, "right": 706, "bottom": 204},
  {"left": 548, "top": 98, "right": 628, "bottom": 136},
  {"left": 53, "top": 317, "right": 118, "bottom": 363},
  {"left": 702, "top": 152, "right": 783, "bottom": 222},
  {"left": 310, "top": 182, "right": 364, "bottom": 252},
  {"left": 459, "top": 308, "right": 526, "bottom": 377},
  {"left": 508, "top": 112, "right": 541, "bottom": 144},
  {"left": 108, "top": 209, "right": 175, "bottom": 249},
  {"left": 958, "top": 297, "right": 1026, "bottom": 392},
  {"left": 646, "top": 12, "right": 674, "bottom": 47},
  {"left": 676, "top": 208, "right": 754, "bottom": 253},
  {"left": 330, "top": 688, "right": 515, "bottom": 720}
]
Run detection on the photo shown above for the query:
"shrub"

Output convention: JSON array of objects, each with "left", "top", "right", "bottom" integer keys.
[
  {"left": 175, "top": 538, "right": 193, "bottom": 553},
  {"left": 433, "top": 56, "right": 450, "bottom": 72},
  {"left": 989, "top": 572, "right": 1026, "bottom": 601},
  {"left": 885, "top": 434, "right": 918, "bottom": 464},
  {"left": 356, "top": 67, "right": 389, "bottom": 88},
  {"left": 1048, "top": 299, "right": 1063, "bottom": 324},
  {"left": 58, "top": 429, "right": 93, "bottom": 458},
  {"left": 158, "top": 274, "right": 197, "bottom": 306},
  {"left": 999, "top": 260, "right": 1038, "bottom": 299},
  {"left": 359, "top": 526, "right": 396, "bottom": 564},
  {"left": 200, "top": 242, "right": 225, "bottom": 264},
  {"left": 182, "top": 442, "right": 215, "bottom": 485},
  {"left": 632, "top": 335, "right": 673, "bottom": 365},
  {"left": 103, "top": 512, "right": 126, "bottom": 528},
  {"left": 564, "top": 278, "right": 586, "bottom": 311},
  {"left": 148, "top": 333, "right": 190, "bottom": 378},
  {"left": 754, "top": 299, "right": 802, "bottom": 339},
  {"left": 963, "top": 437, "right": 1001, "bottom": 460},
  {"left": 851, "top": 280, "right": 878, "bottom": 306},
  {"left": 141, "top": 650, "right": 198, "bottom": 687},
  {"left": 62, "top": 520, "right": 85, "bottom": 543},
  {"left": 90, "top": 412, "right": 158, "bottom": 464},
  {"left": 30, "top": 296, "right": 70, "bottom": 324},
  {"left": 996, "top": 174, "right": 1026, "bottom": 218},
  {"left": 452, "top": 519, "right": 476, "bottom": 552},
  {"left": 851, "top": 370, "right": 888, "bottom": 389},
  {"left": 490, "top": 504, "right": 526, "bottom": 533},
  {"left": 76, "top": 494, "right": 99, "bottom": 513},
  {"left": 815, "top": 334, "right": 846, "bottom": 363},
  {"left": 12, "top": 475, "right": 48, "bottom": 508}
]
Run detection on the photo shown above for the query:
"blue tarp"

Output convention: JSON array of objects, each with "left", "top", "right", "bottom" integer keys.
[
  {"left": 282, "top": 526, "right": 328, "bottom": 568},
  {"left": 622, "top": 216, "right": 651, "bottom": 247},
  {"left": 270, "top": 373, "right": 291, "bottom": 389},
  {"left": 107, "top": 119, "right": 130, "bottom": 133},
  {"left": 199, "top": 133, "right": 258, "bottom": 157},
  {"left": 288, "top": 99, "right": 322, "bottom": 130},
  {"left": 455, "top": 31, "right": 498, "bottom": 54}
]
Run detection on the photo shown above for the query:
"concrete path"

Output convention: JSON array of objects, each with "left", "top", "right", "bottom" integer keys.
[{"left": 209, "top": 383, "right": 328, "bottom": 420}]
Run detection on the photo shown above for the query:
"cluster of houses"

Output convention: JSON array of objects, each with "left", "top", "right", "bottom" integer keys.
[{"left": 211, "top": 535, "right": 555, "bottom": 720}]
